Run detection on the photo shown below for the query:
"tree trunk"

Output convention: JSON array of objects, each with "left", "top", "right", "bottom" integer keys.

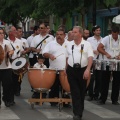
[
  {"left": 22, "top": 22, "right": 26, "bottom": 38},
  {"left": 92, "top": 0, "right": 96, "bottom": 26}
]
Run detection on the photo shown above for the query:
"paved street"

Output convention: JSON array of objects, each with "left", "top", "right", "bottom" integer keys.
[{"left": 0, "top": 73, "right": 120, "bottom": 120}]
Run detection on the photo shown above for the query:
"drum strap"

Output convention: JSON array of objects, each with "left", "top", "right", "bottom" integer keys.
[
  {"left": 71, "top": 44, "right": 84, "bottom": 66},
  {"left": 72, "top": 45, "right": 74, "bottom": 64},
  {"left": 18, "top": 73, "right": 23, "bottom": 82},
  {"left": 4, "top": 44, "right": 9, "bottom": 66},
  {"left": 10, "top": 43, "right": 20, "bottom": 55},
  {"left": 30, "top": 36, "right": 49, "bottom": 55},
  {"left": 10, "top": 43, "right": 15, "bottom": 51},
  {"left": 80, "top": 44, "right": 84, "bottom": 66},
  {"left": 35, "top": 35, "right": 49, "bottom": 49}
]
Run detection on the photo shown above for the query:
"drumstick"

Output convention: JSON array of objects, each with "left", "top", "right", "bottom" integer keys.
[{"left": 55, "top": 53, "right": 64, "bottom": 59}]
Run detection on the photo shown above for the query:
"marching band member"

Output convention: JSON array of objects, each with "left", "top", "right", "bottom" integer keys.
[
  {"left": 0, "top": 28, "right": 14, "bottom": 107},
  {"left": 27, "top": 26, "right": 40, "bottom": 67},
  {"left": 97, "top": 25, "right": 120, "bottom": 105},
  {"left": 87, "top": 25, "right": 103, "bottom": 101},
  {"left": 7, "top": 26, "right": 24, "bottom": 99},
  {"left": 42, "top": 28, "right": 70, "bottom": 107},
  {"left": 30, "top": 23, "right": 54, "bottom": 68},
  {"left": 67, "top": 30, "right": 74, "bottom": 41},
  {"left": 83, "top": 29, "right": 90, "bottom": 40},
  {"left": 66, "top": 26, "right": 94, "bottom": 120},
  {"left": 31, "top": 23, "right": 54, "bottom": 98},
  {"left": 16, "top": 26, "right": 29, "bottom": 55}
]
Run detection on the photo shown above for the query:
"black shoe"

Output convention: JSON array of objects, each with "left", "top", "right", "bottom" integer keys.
[
  {"left": 10, "top": 101, "right": 16, "bottom": 106},
  {"left": 87, "top": 97, "right": 93, "bottom": 101},
  {"left": 15, "top": 92, "right": 20, "bottom": 96},
  {"left": 4, "top": 101, "right": 11, "bottom": 107},
  {"left": 112, "top": 101, "right": 120, "bottom": 105},
  {"left": 63, "top": 104, "right": 72, "bottom": 108},
  {"left": 51, "top": 103, "right": 58, "bottom": 106},
  {"left": 94, "top": 97, "right": 99, "bottom": 101},
  {"left": 73, "top": 115, "right": 82, "bottom": 120},
  {"left": 97, "top": 100, "right": 105, "bottom": 105},
  {"left": 32, "top": 92, "right": 40, "bottom": 98}
]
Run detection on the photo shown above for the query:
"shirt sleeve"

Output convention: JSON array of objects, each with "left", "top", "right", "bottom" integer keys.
[
  {"left": 24, "top": 40, "right": 29, "bottom": 48},
  {"left": 42, "top": 42, "right": 51, "bottom": 54},
  {"left": 30, "top": 37, "right": 35, "bottom": 47},
  {"left": 101, "top": 36, "right": 108, "bottom": 47},
  {"left": 87, "top": 42, "right": 94, "bottom": 58},
  {"left": 6, "top": 40, "right": 13, "bottom": 51}
]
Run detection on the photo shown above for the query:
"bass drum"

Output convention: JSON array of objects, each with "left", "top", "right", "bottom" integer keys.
[
  {"left": 28, "top": 68, "right": 56, "bottom": 89},
  {"left": 0, "top": 45, "right": 4, "bottom": 65},
  {"left": 11, "top": 57, "right": 29, "bottom": 75},
  {"left": 59, "top": 70, "right": 70, "bottom": 92}
]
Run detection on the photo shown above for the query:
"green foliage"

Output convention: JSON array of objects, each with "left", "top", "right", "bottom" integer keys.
[
  {"left": 103, "top": 0, "right": 118, "bottom": 7},
  {"left": 0, "top": 0, "right": 119, "bottom": 25},
  {"left": 0, "top": 0, "right": 35, "bottom": 26}
]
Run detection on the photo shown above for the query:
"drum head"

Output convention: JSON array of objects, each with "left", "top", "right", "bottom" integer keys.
[{"left": 12, "top": 57, "right": 26, "bottom": 70}]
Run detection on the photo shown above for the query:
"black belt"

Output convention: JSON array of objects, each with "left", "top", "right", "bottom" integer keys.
[{"left": 68, "top": 65, "right": 87, "bottom": 70}]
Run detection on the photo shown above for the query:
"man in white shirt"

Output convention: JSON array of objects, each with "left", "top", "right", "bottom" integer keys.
[
  {"left": 31, "top": 23, "right": 54, "bottom": 98},
  {"left": 83, "top": 29, "right": 90, "bottom": 40},
  {"left": 27, "top": 26, "right": 40, "bottom": 67},
  {"left": 0, "top": 28, "right": 14, "bottom": 107},
  {"left": 97, "top": 26, "right": 120, "bottom": 105},
  {"left": 42, "top": 28, "right": 69, "bottom": 107},
  {"left": 16, "top": 26, "right": 29, "bottom": 54},
  {"left": 7, "top": 26, "right": 24, "bottom": 100},
  {"left": 30, "top": 23, "right": 54, "bottom": 68},
  {"left": 87, "top": 25, "right": 103, "bottom": 101},
  {"left": 66, "top": 26, "right": 94, "bottom": 120}
]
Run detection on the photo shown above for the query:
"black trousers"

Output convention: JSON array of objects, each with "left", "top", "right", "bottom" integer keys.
[
  {"left": 12, "top": 72, "right": 22, "bottom": 94},
  {"left": 0, "top": 69, "right": 13, "bottom": 103},
  {"left": 49, "top": 74, "right": 60, "bottom": 99},
  {"left": 66, "top": 65, "right": 87, "bottom": 116},
  {"left": 29, "top": 54, "right": 38, "bottom": 67},
  {"left": 49, "top": 72, "right": 69, "bottom": 102},
  {"left": 101, "top": 71, "right": 120, "bottom": 102},
  {"left": 88, "top": 70, "right": 103, "bottom": 98}
]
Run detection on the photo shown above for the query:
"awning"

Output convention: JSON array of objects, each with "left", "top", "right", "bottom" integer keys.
[{"left": 112, "top": 14, "right": 120, "bottom": 24}]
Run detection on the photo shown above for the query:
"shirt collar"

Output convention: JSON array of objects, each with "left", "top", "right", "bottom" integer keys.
[{"left": 73, "top": 38, "right": 85, "bottom": 46}]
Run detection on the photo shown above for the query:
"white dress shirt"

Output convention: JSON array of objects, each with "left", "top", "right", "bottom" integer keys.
[
  {"left": 42, "top": 40, "right": 69, "bottom": 70},
  {"left": 8, "top": 38, "right": 23, "bottom": 59},
  {"left": 101, "top": 35, "right": 120, "bottom": 60},
  {"left": 31, "top": 34, "right": 54, "bottom": 54},
  {"left": 87, "top": 36, "right": 103, "bottom": 60},
  {"left": 67, "top": 39, "right": 94, "bottom": 68},
  {"left": 20, "top": 38, "right": 29, "bottom": 49},
  {"left": 27, "top": 35, "right": 34, "bottom": 47},
  {"left": 33, "top": 63, "right": 47, "bottom": 69}
]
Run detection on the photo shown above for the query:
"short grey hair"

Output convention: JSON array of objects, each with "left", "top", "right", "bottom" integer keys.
[
  {"left": 6, "top": 25, "right": 15, "bottom": 35},
  {"left": 73, "top": 26, "right": 83, "bottom": 35}
]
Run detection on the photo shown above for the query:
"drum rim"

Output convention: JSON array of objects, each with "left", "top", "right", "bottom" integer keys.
[{"left": 12, "top": 57, "right": 27, "bottom": 70}]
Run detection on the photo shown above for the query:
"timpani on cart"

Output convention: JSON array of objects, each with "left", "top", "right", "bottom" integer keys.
[{"left": 27, "top": 68, "right": 72, "bottom": 111}]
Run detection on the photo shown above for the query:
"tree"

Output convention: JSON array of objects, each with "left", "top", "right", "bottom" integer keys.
[
  {"left": 33, "top": 0, "right": 118, "bottom": 27},
  {"left": 0, "top": 0, "right": 35, "bottom": 32}
]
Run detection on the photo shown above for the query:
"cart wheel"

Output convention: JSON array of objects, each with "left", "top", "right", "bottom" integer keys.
[
  {"left": 31, "top": 103, "right": 34, "bottom": 109},
  {"left": 58, "top": 103, "right": 62, "bottom": 112}
]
